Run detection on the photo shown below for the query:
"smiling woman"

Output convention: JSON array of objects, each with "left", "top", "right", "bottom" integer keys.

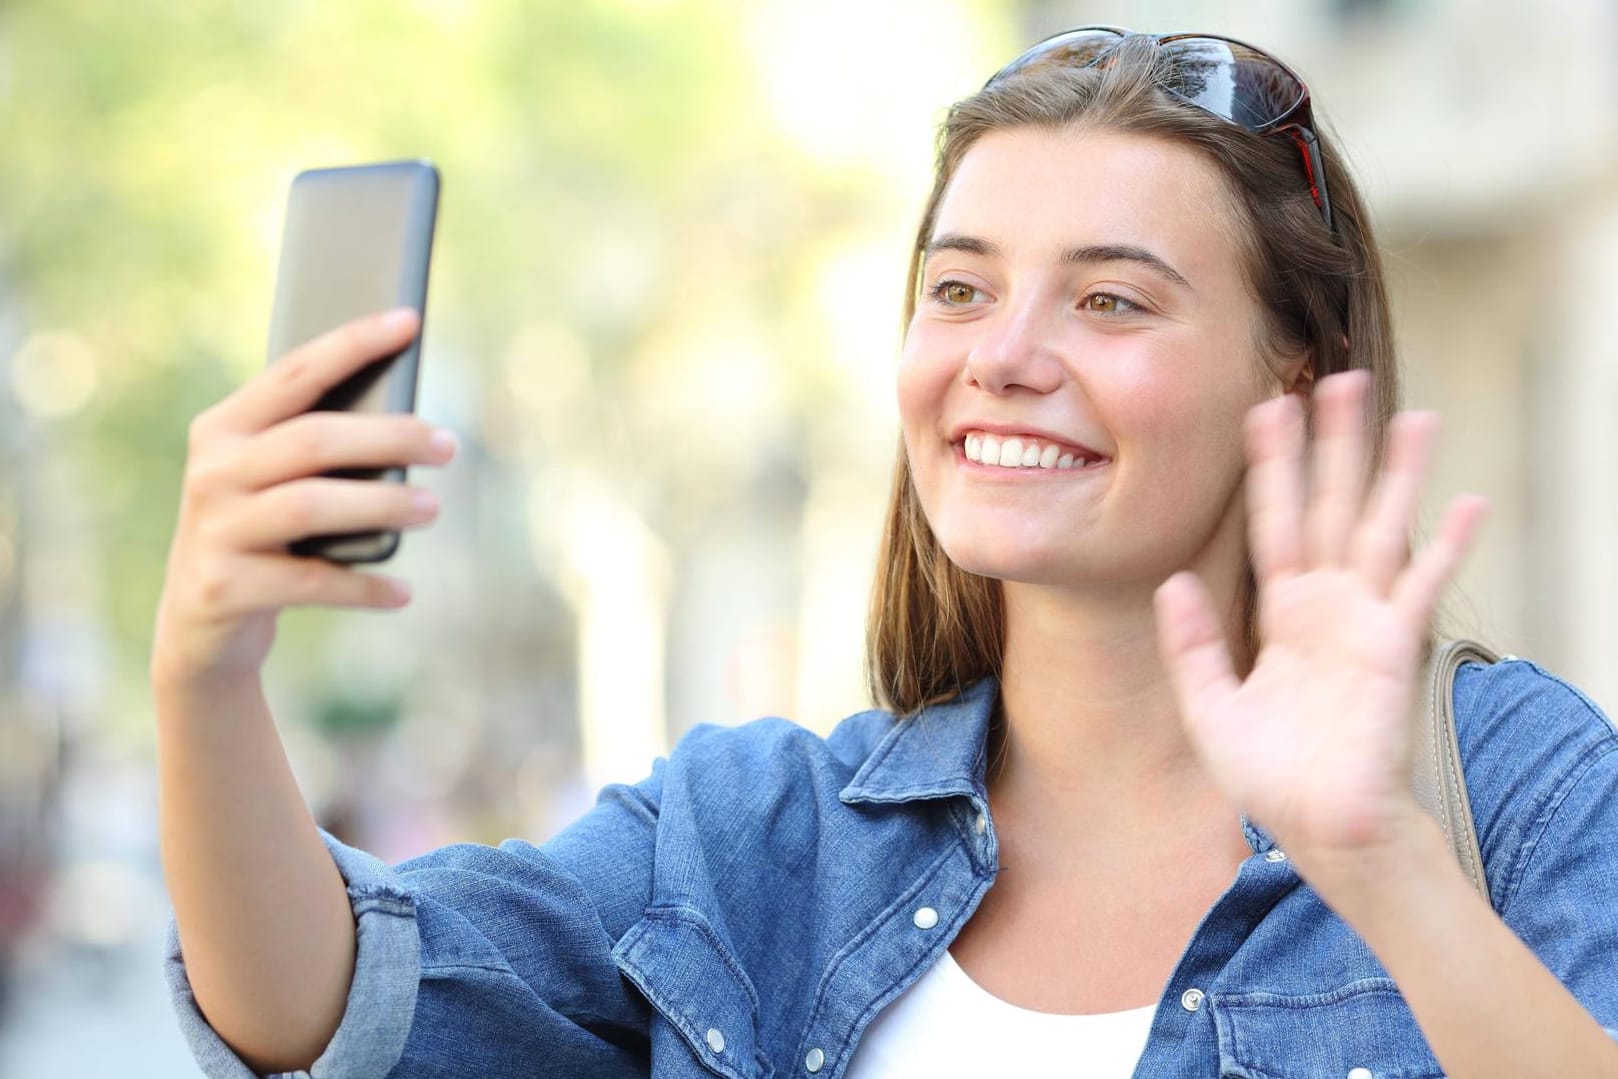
[{"left": 155, "top": 26, "right": 1618, "bottom": 1079}]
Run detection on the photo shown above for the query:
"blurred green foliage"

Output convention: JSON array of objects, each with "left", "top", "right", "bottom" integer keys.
[{"left": 0, "top": 0, "right": 956, "bottom": 739}]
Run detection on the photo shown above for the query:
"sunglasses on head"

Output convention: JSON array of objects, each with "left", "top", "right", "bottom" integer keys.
[{"left": 985, "top": 26, "right": 1334, "bottom": 234}]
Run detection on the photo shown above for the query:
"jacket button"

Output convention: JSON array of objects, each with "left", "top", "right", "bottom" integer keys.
[
  {"left": 1180, "top": 987, "right": 1205, "bottom": 1012},
  {"left": 975, "top": 812, "right": 988, "bottom": 834},
  {"left": 705, "top": 1028, "right": 725, "bottom": 1053},
  {"left": 912, "top": 907, "right": 939, "bottom": 930},
  {"left": 1347, "top": 1070, "right": 1373, "bottom": 1079},
  {"left": 1265, "top": 849, "right": 1288, "bottom": 863},
  {"left": 805, "top": 1047, "right": 826, "bottom": 1072}
]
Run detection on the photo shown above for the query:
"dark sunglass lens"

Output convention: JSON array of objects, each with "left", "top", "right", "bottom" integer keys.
[
  {"left": 1159, "top": 38, "right": 1304, "bottom": 130},
  {"left": 986, "top": 28, "right": 1124, "bottom": 86}
]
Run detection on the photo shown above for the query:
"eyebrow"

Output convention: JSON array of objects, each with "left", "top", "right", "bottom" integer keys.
[{"left": 924, "top": 233, "right": 1193, "bottom": 291}]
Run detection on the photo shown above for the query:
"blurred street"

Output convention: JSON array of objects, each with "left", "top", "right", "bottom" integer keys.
[
  {"left": 0, "top": 754, "right": 199, "bottom": 1076},
  {"left": 0, "top": 907, "right": 200, "bottom": 1077}
]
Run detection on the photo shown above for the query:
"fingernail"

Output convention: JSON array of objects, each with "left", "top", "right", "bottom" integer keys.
[
  {"left": 382, "top": 307, "right": 416, "bottom": 332},
  {"left": 413, "top": 490, "right": 439, "bottom": 515},
  {"left": 429, "top": 428, "right": 458, "bottom": 458}
]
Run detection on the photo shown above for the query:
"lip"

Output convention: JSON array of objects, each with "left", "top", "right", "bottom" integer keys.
[{"left": 946, "top": 421, "right": 1110, "bottom": 463}]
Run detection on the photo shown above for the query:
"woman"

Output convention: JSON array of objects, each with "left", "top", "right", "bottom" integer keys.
[{"left": 154, "top": 28, "right": 1618, "bottom": 1078}]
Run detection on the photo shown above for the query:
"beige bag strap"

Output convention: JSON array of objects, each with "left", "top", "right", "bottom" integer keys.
[{"left": 1410, "top": 637, "right": 1499, "bottom": 904}]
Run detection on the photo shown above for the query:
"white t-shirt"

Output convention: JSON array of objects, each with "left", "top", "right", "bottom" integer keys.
[{"left": 844, "top": 948, "right": 1157, "bottom": 1078}]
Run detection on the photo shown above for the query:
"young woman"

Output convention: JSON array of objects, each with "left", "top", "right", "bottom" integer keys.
[{"left": 154, "top": 28, "right": 1618, "bottom": 1079}]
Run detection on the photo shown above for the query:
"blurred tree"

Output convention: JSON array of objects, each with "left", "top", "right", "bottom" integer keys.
[{"left": 0, "top": 0, "right": 989, "bottom": 801}]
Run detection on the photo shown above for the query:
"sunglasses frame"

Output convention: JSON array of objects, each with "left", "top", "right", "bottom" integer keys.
[{"left": 986, "top": 26, "right": 1334, "bottom": 233}]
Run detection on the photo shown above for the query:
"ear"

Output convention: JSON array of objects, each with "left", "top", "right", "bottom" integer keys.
[
  {"left": 1278, "top": 351, "right": 1315, "bottom": 398},
  {"left": 1289, "top": 358, "right": 1315, "bottom": 397}
]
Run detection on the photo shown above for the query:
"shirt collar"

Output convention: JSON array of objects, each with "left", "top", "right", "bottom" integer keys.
[
  {"left": 836, "top": 674, "right": 1277, "bottom": 856},
  {"left": 839, "top": 677, "right": 997, "bottom": 806}
]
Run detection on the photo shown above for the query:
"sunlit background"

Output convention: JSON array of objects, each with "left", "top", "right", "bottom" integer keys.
[{"left": 1, "top": 0, "right": 1615, "bottom": 1073}]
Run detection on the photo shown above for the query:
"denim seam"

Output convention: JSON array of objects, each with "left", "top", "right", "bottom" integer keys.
[
  {"left": 1498, "top": 739, "right": 1618, "bottom": 917},
  {"left": 420, "top": 960, "right": 526, "bottom": 977},
  {"left": 847, "top": 717, "right": 911, "bottom": 789},
  {"left": 635, "top": 905, "right": 764, "bottom": 1015},
  {"left": 1214, "top": 976, "right": 1403, "bottom": 1010},
  {"left": 613, "top": 907, "right": 767, "bottom": 1079},
  {"left": 600, "top": 781, "right": 660, "bottom": 829},
  {"left": 1515, "top": 660, "right": 1618, "bottom": 738},
  {"left": 348, "top": 892, "right": 415, "bottom": 919},
  {"left": 793, "top": 839, "right": 967, "bottom": 1064},
  {"left": 844, "top": 849, "right": 991, "bottom": 1056}
]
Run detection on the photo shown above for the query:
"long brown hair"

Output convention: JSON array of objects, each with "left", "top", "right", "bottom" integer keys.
[{"left": 865, "top": 37, "right": 1401, "bottom": 715}]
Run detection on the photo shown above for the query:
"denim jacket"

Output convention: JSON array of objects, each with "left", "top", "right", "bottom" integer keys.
[{"left": 166, "top": 658, "right": 1618, "bottom": 1078}]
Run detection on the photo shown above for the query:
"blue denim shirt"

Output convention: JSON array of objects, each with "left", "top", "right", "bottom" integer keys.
[{"left": 166, "top": 658, "right": 1618, "bottom": 1078}]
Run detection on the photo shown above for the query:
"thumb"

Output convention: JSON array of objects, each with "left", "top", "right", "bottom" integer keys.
[{"left": 1154, "top": 571, "right": 1240, "bottom": 735}]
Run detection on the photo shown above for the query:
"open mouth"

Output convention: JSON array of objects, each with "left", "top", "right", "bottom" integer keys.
[{"left": 960, "top": 431, "right": 1108, "bottom": 472}]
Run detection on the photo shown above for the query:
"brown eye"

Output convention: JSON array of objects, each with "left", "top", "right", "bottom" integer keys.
[
  {"left": 942, "top": 282, "right": 978, "bottom": 304},
  {"left": 1082, "top": 292, "right": 1141, "bottom": 316}
]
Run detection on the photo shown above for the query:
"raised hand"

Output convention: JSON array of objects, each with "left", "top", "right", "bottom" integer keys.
[{"left": 1152, "top": 371, "right": 1489, "bottom": 873}]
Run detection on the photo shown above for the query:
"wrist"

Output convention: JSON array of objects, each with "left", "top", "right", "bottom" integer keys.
[
  {"left": 151, "top": 661, "right": 267, "bottom": 727},
  {"left": 1290, "top": 808, "right": 1463, "bottom": 934}
]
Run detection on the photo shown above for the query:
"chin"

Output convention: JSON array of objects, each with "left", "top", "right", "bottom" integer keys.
[{"left": 933, "top": 527, "right": 1111, "bottom": 589}]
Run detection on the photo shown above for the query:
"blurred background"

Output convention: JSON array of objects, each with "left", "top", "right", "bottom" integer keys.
[{"left": 0, "top": 0, "right": 1614, "bottom": 1072}]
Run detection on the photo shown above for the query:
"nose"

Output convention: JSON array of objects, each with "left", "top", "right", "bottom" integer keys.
[{"left": 963, "top": 296, "right": 1066, "bottom": 396}]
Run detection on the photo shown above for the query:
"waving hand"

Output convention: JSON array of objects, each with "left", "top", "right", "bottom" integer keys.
[{"left": 1153, "top": 371, "right": 1489, "bottom": 870}]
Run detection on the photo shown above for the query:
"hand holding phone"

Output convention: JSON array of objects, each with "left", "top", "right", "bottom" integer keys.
[
  {"left": 150, "top": 161, "right": 448, "bottom": 691},
  {"left": 264, "top": 159, "right": 440, "bottom": 563},
  {"left": 153, "top": 309, "right": 457, "bottom": 689}
]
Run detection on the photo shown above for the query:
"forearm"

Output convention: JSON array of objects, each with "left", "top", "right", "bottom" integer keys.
[
  {"left": 1301, "top": 814, "right": 1618, "bottom": 1079},
  {"left": 155, "top": 671, "right": 357, "bottom": 1074}
]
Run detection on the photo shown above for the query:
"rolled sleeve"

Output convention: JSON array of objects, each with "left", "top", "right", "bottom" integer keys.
[
  {"left": 164, "top": 831, "right": 421, "bottom": 1079},
  {"left": 164, "top": 756, "right": 667, "bottom": 1078}
]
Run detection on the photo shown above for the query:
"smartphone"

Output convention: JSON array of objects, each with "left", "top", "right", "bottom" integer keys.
[{"left": 264, "top": 159, "right": 440, "bottom": 564}]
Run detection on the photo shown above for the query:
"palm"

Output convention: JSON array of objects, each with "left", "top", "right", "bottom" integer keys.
[{"left": 1155, "top": 372, "right": 1487, "bottom": 864}]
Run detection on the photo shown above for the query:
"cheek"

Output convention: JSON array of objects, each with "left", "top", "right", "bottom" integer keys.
[
  {"left": 895, "top": 325, "right": 955, "bottom": 436},
  {"left": 1107, "top": 358, "right": 1262, "bottom": 492}
]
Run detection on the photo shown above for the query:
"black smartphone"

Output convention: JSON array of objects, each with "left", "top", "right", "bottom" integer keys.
[{"left": 264, "top": 159, "right": 440, "bottom": 564}]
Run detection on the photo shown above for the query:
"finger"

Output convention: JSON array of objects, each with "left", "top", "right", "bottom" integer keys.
[
  {"left": 1392, "top": 495, "right": 1490, "bottom": 626},
  {"left": 1349, "top": 410, "right": 1439, "bottom": 595},
  {"left": 197, "top": 552, "right": 415, "bottom": 617},
  {"left": 231, "top": 412, "right": 457, "bottom": 492},
  {"left": 1305, "top": 370, "right": 1373, "bottom": 567},
  {"left": 206, "top": 308, "right": 421, "bottom": 436},
  {"left": 217, "top": 477, "right": 440, "bottom": 553},
  {"left": 1154, "top": 571, "right": 1241, "bottom": 734},
  {"left": 1244, "top": 393, "right": 1307, "bottom": 584}
]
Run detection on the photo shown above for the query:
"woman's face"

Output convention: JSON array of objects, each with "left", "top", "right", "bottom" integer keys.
[{"left": 898, "top": 126, "right": 1293, "bottom": 591}]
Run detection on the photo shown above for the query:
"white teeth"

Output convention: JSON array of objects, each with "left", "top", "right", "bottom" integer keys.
[{"left": 962, "top": 431, "right": 1098, "bottom": 472}]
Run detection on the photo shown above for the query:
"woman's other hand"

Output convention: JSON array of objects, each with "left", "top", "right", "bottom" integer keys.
[{"left": 1152, "top": 370, "right": 1488, "bottom": 875}]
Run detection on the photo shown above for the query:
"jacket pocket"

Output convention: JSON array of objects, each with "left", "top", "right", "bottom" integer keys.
[
  {"left": 612, "top": 905, "right": 773, "bottom": 1079},
  {"left": 1211, "top": 978, "right": 1445, "bottom": 1079}
]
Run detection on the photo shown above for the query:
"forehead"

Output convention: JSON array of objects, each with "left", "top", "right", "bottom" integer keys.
[{"left": 932, "top": 127, "right": 1245, "bottom": 276}]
